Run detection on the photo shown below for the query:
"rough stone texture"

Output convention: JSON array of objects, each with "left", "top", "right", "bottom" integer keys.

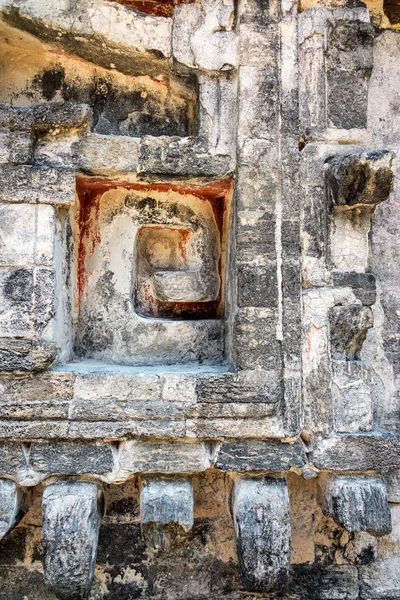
[
  {"left": 42, "top": 481, "right": 103, "bottom": 600},
  {"left": 231, "top": 477, "right": 291, "bottom": 593},
  {"left": 332, "top": 360, "right": 373, "bottom": 433},
  {"left": 323, "top": 475, "right": 392, "bottom": 536},
  {"left": 0, "top": 479, "right": 28, "bottom": 541},
  {"left": 330, "top": 305, "right": 373, "bottom": 360},
  {"left": 0, "top": 339, "right": 57, "bottom": 373},
  {"left": 140, "top": 476, "right": 194, "bottom": 532},
  {"left": 326, "top": 151, "right": 395, "bottom": 209},
  {"left": 215, "top": 439, "right": 306, "bottom": 472},
  {"left": 313, "top": 433, "right": 400, "bottom": 471}
]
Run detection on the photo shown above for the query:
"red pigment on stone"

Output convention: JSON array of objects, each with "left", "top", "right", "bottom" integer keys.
[
  {"left": 75, "top": 176, "right": 232, "bottom": 318},
  {"left": 105, "top": 0, "right": 194, "bottom": 18}
]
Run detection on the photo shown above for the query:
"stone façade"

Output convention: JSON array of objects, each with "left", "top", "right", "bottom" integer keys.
[{"left": 0, "top": 0, "right": 399, "bottom": 598}]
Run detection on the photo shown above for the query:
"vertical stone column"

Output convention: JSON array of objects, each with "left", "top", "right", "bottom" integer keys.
[
  {"left": 42, "top": 480, "right": 104, "bottom": 600},
  {"left": 231, "top": 476, "right": 291, "bottom": 592}
]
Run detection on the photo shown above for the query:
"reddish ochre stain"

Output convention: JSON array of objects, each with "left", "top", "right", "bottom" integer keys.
[
  {"left": 76, "top": 176, "right": 233, "bottom": 318},
  {"left": 106, "top": 0, "right": 194, "bottom": 18}
]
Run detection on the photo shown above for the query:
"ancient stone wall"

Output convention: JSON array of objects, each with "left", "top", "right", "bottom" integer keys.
[{"left": 0, "top": 0, "right": 399, "bottom": 598}]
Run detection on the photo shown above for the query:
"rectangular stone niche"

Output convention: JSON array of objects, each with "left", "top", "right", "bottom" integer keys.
[{"left": 71, "top": 176, "right": 232, "bottom": 366}]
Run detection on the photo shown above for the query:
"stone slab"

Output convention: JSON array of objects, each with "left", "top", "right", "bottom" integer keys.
[{"left": 215, "top": 439, "right": 306, "bottom": 472}]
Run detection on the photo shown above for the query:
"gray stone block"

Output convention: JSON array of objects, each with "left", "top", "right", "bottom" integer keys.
[
  {"left": 215, "top": 439, "right": 306, "bottom": 472},
  {"left": 196, "top": 369, "right": 282, "bottom": 404},
  {"left": 0, "top": 339, "right": 57, "bottom": 373},
  {"left": 314, "top": 433, "right": 400, "bottom": 471},
  {"left": 0, "top": 165, "right": 76, "bottom": 205},
  {"left": 332, "top": 271, "right": 377, "bottom": 306},
  {"left": 231, "top": 477, "right": 291, "bottom": 593},
  {"left": 332, "top": 360, "right": 373, "bottom": 433},
  {"left": 0, "top": 443, "right": 27, "bottom": 478},
  {"left": 42, "top": 481, "right": 103, "bottom": 600},
  {"left": 323, "top": 475, "right": 392, "bottom": 536},
  {"left": 30, "top": 442, "right": 114, "bottom": 475},
  {"left": 118, "top": 440, "right": 211, "bottom": 475},
  {"left": 140, "top": 476, "right": 194, "bottom": 532},
  {"left": 0, "top": 479, "right": 28, "bottom": 541},
  {"left": 360, "top": 558, "right": 400, "bottom": 599}
]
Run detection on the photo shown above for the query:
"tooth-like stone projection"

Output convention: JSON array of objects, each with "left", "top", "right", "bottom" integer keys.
[
  {"left": 231, "top": 477, "right": 291, "bottom": 593},
  {"left": 140, "top": 476, "right": 194, "bottom": 533},
  {"left": 42, "top": 481, "right": 104, "bottom": 600},
  {"left": 323, "top": 475, "right": 392, "bottom": 536},
  {"left": 0, "top": 478, "right": 28, "bottom": 540},
  {"left": 326, "top": 150, "right": 395, "bottom": 210}
]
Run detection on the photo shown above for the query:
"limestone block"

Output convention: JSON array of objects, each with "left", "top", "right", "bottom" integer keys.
[
  {"left": 231, "top": 477, "right": 291, "bottom": 592},
  {"left": 72, "top": 133, "right": 139, "bottom": 174},
  {"left": 313, "top": 433, "right": 400, "bottom": 471},
  {"left": 332, "top": 271, "right": 377, "bottom": 306},
  {"left": 172, "top": 2, "right": 237, "bottom": 72},
  {"left": 138, "top": 136, "right": 232, "bottom": 176},
  {"left": 196, "top": 368, "right": 282, "bottom": 403},
  {"left": 360, "top": 558, "right": 400, "bottom": 599},
  {"left": 30, "top": 442, "right": 114, "bottom": 476},
  {"left": 0, "top": 338, "right": 57, "bottom": 373},
  {"left": 73, "top": 373, "right": 162, "bottom": 402},
  {"left": 323, "top": 475, "right": 392, "bottom": 536},
  {"left": 197, "top": 75, "right": 237, "bottom": 156},
  {"left": 0, "top": 204, "right": 54, "bottom": 266},
  {"left": 326, "top": 151, "right": 395, "bottom": 209},
  {"left": 42, "top": 481, "right": 104, "bottom": 600},
  {"left": 118, "top": 440, "right": 211, "bottom": 476},
  {"left": 329, "top": 305, "right": 373, "bottom": 360},
  {"left": 385, "top": 469, "right": 400, "bottom": 503},
  {"left": 299, "top": 8, "right": 373, "bottom": 138},
  {"left": 0, "top": 479, "right": 29, "bottom": 540},
  {"left": 0, "top": 102, "right": 91, "bottom": 135},
  {"left": 0, "top": 165, "right": 75, "bottom": 205},
  {"left": 140, "top": 476, "right": 194, "bottom": 532},
  {"left": 0, "top": 129, "right": 32, "bottom": 165},
  {"left": 215, "top": 439, "right": 306, "bottom": 472},
  {"left": 0, "top": 267, "right": 55, "bottom": 338},
  {"left": 332, "top": 360, "right": 373, "bottom": 433},
  {"left": 186, "top": 417, "right": 286, "bottom": 438},
  {"left": 0, "top": 443, "right": 27, "bottom": 479}
]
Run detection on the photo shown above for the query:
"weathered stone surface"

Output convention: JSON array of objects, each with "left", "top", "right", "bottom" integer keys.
[
  {"left": 215, "top": 440, "right": 306, "bottom": 472},
  {"left": 0, "top": 129, "right": 31, "bottom": 165},
  {"left": 385, "top": 469, "right": 400, "bottom": 503},
  {"left": 0, "top": 443, "right": 27, "bottom": 478},
  {"left": 323, "top": 475, "right": 392, "bottom": 536},
  {"left": 0, "top": 165, "right": 75, "bottom": 204},
  {"left": 313, "top": 433, "right": 400, "bottom": 471},
  {"left": 231, "top": 477, "right": 291, "bottom": 593},
  {"left": 0, "top": 102, "right": 91, "bottom": 135},
  {"left": 332, "top": 361, "right": 373, "bottom": 433},
  {"left": 0, "top": 479, "right": 28, "bottom": 541},
  {"left": 118, "top": 440, "right": 211, "bottom": 475},
  {"left": 196, "top": 369, "right": 282, "bottom": 403},
  {"left": 0, "top": 339, "right": 57, "bottom": 373},
  {"left": 360, "top": 558, "right": 400, "bottom": 599},
  {"left": 42, "top": 481, "right": 103, "bottom": 600},
  {"left": 73, "top": 133, "right": 139, "bottom": 174},
  {"left": 0, "top": 203, "right": 54, "bottom": 267},
  {"left": 326, "top": 151, "right": 395, "bottom": 209},
  {"left": 73, "top": 373, "right": 162, "bottom": 402},
  {"left": 329, "top": 305, "right": 373, "bottom": 360},
  {"left": 30, "top": 442, "right": 114, "bottom": 475},
  {"left": 140, "top": 476, "right": 194, "bottom": 532},
  {"left": 291, "top": 564, "right": 360, "bottom": 600},
  {"left": 332, "top": 271, "right": 377, "bottom": 306}
]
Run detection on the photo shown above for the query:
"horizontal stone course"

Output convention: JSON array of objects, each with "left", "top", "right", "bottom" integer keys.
[
  {"left": 215, "top": 439, "right": 306, "bottom": 472},
  {"left": 30, "top": 441, "right": 114, "bottom": 475},
  {"left": 313, "top": 433, "right": 400, "bottom": 471}
]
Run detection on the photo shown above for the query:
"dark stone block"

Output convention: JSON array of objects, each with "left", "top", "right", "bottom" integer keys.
[
  {"left": 0, "top": 339, "right": 57, "bottom": 373},
  {"left": 0, "top": 567, "right": 56, "bottom": 599},
  {"left": 42, "top": 481, "right": 104, "bottom": 600},
  {"left": 326, "top": 151, "right": 395, "bottom": 209},
  {"left": 329, "top": 305, "right": 373, "bottom": 360},
  {"left": 216, "top": 439, "right": 306, "bottom": 472},
  {"left": 313, "top": 432, "right": 400, "bottom": 471},
  {"left": 0, "top": 527, "right": 26, "bottom": 565},
  {"left": 324, "top": 476, "right": 392, "bottom": 536},
  {"left": 332, "top": 271, "right": 376, "bottom": 306},
  {"left": 232, "top": 477, "right": 291, "bottom": 593},
  {"left": 291, "top": 564, "right": 359, "bottom": 599},
  {"left": 237, "top": 262, "right": 278, "bottom": 308},
  {"left": 97, "top": 523, "right": 146, "bottom": 566},
  {"left": 30, "top": 441, "right": 114, "bottom": 475}
]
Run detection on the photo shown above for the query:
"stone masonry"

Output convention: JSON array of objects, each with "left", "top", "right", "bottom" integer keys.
[{"left": 0, "top": 0, "right": 399, "bottom": 598}]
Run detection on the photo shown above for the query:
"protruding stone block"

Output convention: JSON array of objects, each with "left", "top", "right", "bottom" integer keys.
[
  {"left": 42, "top": 481, "right": 104, "bottom": 600},
  {"left": 140, "top": 476, "right": 194, "bottom": 533},
  {"left": 231, "top": 477, "right": 291, "bottom": 593},
  {"left": 323, "top": 475, "right": 392, "bottom": 536},
  {"left": 329, "top": 305, "right": 373, "bottom": 360},
  {"left": 0, "top": 339, "right": 57, "bottom": 373},
  {"left": 0, "top": 478, "right": 28, "bottom": 540},
  {"left": 326, "top": 150, "right": 395, "bottom": 210}
]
